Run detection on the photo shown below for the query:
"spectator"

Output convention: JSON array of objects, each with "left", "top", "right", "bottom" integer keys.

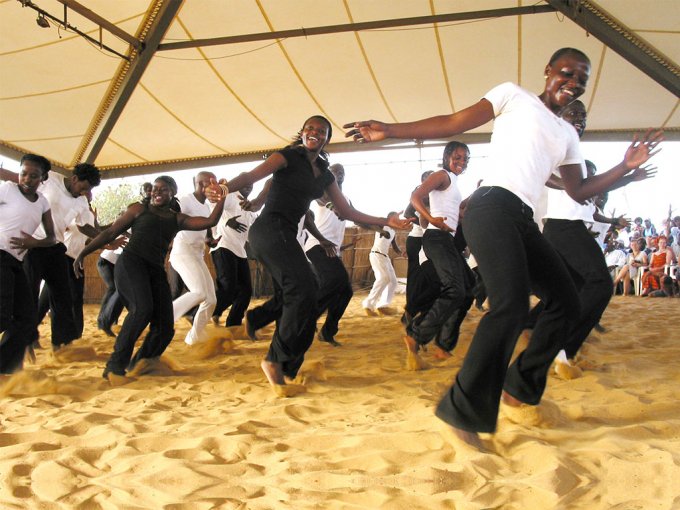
[
  {"left": 604, "top": 241, "right": 627, "bottom": 282},
  {"left": 641, "top": 235, "right": 675, "bottom": 296},
  {"left": 613, "top": 237, "right": 648, "bottom": 296},
  {"left": 643, "top": 218, "right": 657, "bottom": 237}
]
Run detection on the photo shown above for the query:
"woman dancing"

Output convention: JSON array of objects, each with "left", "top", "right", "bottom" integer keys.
[
  {"left": 74, "top": 176, "right": 226, "bottom": 383},
  {"left": 345, "top": 47, "right": 662, "bottom": 449},
  {"left": 220, "top": 115, "right": 412, "bottom": 396}
]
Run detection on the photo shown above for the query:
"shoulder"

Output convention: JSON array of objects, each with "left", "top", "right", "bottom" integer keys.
[{"left": 483, "top": 82, "right": 522, "bottom": 106}]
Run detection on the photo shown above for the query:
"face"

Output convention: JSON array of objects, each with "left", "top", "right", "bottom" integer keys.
[
  {"left": 69, "top": 176, "right": 93, "bottom": 198},
  {"left": 448, "top": 147, "right": 470, "bottom": 175},
  {"left": 194, "top": 172, "right": 215, "bottom": 198},
  {"left": 142, "top": 183, "right": 152, "bottom": 198},
  {"left": 658, "top": 238, "right": 667, "bottom": 249},
  {"left": 543, "top": 54, "right": 590, "bottom": 111},
  {"left": 301, "top": 118, "right": 330, "bottom": 152},
  {"left": 644, "top": 220, "right": 651, "bottom": 227},
  {"left": 151, "top": 179, "right": 173, "bottom": 207},
  {"left": 330, "top": 166, "right": 345, "bottom": 186},
  {"left": 636, "top": 239, "right": 645, "bottom": 251},
  {"left": 18, "top": 161, "right": 44, "bottom": 195},
  {"left": 560, "top": 101, "right": 587, "bottom": 137}
]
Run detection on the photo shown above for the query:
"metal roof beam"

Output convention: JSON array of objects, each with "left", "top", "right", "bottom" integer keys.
[
  {"left": 82, "top": 0, "right": 184, "bottom": 165},
  {"left": 55, "top": 0, "right": 143, "bottom": 51},
  {"left": 546, "top": 0, "right": 680, "bottom": 97},
  {"left": 157, "top": 5, "right": 556, "bottom": 51}
]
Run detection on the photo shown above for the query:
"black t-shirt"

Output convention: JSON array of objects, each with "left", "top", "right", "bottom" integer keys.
[
  {"left": 261, "top": 146, "right": 335, "bottom": 229},
  {"left": 124, "top": 203, "right": 179, "bottom": 266}
]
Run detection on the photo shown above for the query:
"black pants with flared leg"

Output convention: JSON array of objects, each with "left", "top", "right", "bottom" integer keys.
[
  {"left": 211, "top": 247, "right": 253, "bottom": 326},
  {"left": 435, "top": 187, "right": 580, "bottom": 433},
  {"left": 106, "top": 251, "right": 175, "bottom": 375},
  {"left": 543, "top": 218, "right": 612, "bottom": 359},
  {"left": 96, "top": 258, "right": 124, "bottom": 330},
  {"left": 0, "top": 251, "right": 37, "bottom": 373},
  {"left": 23, "top": 243, "right": 78, "bottom": 347},
  {"left": 249, "top": 214, "right": 318, "bottom": 379},
  {"left": 306, "top": 245, "right": 353, "bottom": 338}
]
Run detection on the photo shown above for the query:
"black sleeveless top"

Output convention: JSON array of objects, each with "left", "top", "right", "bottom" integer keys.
[
  {"left": 124, "top": 203, "right": 180, "bottom": 266},
  {"left": 260, "top": 146, "right": 335, "bottom": 230}
]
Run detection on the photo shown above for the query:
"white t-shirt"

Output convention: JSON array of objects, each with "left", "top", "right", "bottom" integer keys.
[
  {"left": 0, "top": 182, "right": 51, "bottom": 261},
  {"left": 426, "top": 171, "right": 461, "bottom": 234},
  {"left": 304, "top": 198, "right": 347, "bottom": 252},
  {"left": 33, "top": 171, "right": 90, "bottom": 243},
  {"left": 605, "top": 249, "right": 627, "bottom": 268},
  {"left": 591, "top": 220, "right": 611, "bottom": 249},
  {"left": 172, "top": 193, "right": 210, "bottom": 253},
  {"left": 211, "top": 192, "right": 256, "bottom": 259},
  {"left": 100, "top": 246, "right": 123, "bottom": 265},
  {"left": 483, "top": 82, "right": 583, "bottom": 212},
  {"left": 64, "top": 208, "right": 95, "bottom": 259},
  {"left": 544, "top": 164, "right": 595, "bottom": 223},
  {"left": 371, "top": 226, "right": 394, "bottom": 255}
]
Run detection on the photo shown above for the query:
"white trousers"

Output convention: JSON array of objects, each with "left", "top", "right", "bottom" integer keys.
[
  {"left": 363, "top": 252, "right": 397, "bottom": 310},
  {"left": 170, "top": 246, "right": 216, "bottom": 345}
]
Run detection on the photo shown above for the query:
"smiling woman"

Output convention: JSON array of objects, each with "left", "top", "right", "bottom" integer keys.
[{"left": 342, "top": 46, "right": 663, "bottom": 450}]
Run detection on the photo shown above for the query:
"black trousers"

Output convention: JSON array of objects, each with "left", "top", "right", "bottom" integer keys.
[
  {"left": 306, "top": 245, "right": 353, "bottom": 338},
  {"left": 435, "top": 187, "right": 580, "bottom": 433},
  {"left": 0, "top": 251, "right": 37, "bottom": 373},
  {"left": 96, "top": 258, "right": 124, "bottom": 330},
  {"left": 405, "top": 235, "right": 423, "bottom": 310},
  {"left": 211, "top": 247, "right": 252, "bottom": 326},
  {"left": 247, "top": 278, "right": 283, "bottom": 332},
  {"left": 106, "top": 251, "right": 174, "bottom": 375},
  {"left": 543, "top": 218, "right": 612, "bottom": 359},
  {"left": 408, "top": 229, "right": 467, "bottom": 346},
  {"left": 249, "top": 215, "right": 318, "bottom": 379},
  {"left": 23, "top": 244, "right": 78, "bottom": 347},
  {"left": 37, "top": 254, "right": 85, "bottom": 339}
]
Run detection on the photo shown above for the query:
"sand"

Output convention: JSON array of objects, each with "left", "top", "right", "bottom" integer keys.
[{"left": 1, "top": 294, "right": 679, "bottom": 509}]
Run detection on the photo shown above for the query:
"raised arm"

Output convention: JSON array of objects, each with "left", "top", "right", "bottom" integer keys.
[
  {"left": 0, "top": 167, "right": 19, "bottom": 183},
  {"left": 560, "top": 130, "right": 663, "bottom": 203},
  {"left": 178, "top": 192, "right": 226, "bottom": 232},
  {"left": 227, "top": 155, "right": 285, "bottom": 195},
  {"left": 344, "top": 99, "right": 495, "bottom": 143}
]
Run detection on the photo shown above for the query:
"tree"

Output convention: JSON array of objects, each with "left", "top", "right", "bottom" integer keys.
[{"left": 92, "top": 183, "right": 140, "bottom": 225}]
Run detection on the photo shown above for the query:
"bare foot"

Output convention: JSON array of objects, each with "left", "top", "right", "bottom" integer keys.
[
  {"left": 261, "top": 359, "right": 285, "bottom": 385},
  {"left": 554, "top": 360, "right": 583, "bottom": 380},
  {"left": 452, "top": 427, "right": 487, "bottom": 452},
  {"left": 107, "top": 372, "right": 135, "bottom": 386},
  {"left": 363, "top": 307, "right": 378, "bottom": 317},
  {"left": 432, "top": 345, "right": 452, "bottom": 359},
  {"left": 501, "top": 390, "right": 525, "bottom": 407},
  {"left": 127, "top": 358, "right": 155, "bottom": 377},
  {"left": 404, "top": 335, "right": 427, "bottom": 371}
]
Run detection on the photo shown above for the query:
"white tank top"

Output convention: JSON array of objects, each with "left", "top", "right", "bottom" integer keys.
[{"left": 426, "top": 171, "right": 461, "bottom": 234}]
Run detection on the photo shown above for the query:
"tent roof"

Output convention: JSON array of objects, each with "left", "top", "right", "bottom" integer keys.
[{"left": 1, "top": 0, "right": 678, "bottom": 177}]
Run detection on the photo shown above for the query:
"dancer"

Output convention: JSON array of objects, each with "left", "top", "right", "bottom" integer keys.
[
  {"left": 0, "top": 162, "right": 101, "bottom": 350},
  {"left": 73, "top": 176, "right": 226, "bottom": 382},
  {"left": 305, "top": 163, "right": 355, "bottom": 346},
  {"left": 345, "top": 47, "right": 662, "bottom": 448},
  {"left": 405, "top": 141, "right": 472, "bottom": 365},
  {"left": 96, "top": 240, "right": 126, "bottom": 337},
  {"left": 169, "top": 171, "right": 219, "bottom": 345},
  {"left": 220, "top": 115, "right": 412, "bottom": 396},
  {"left": 362, "top": 219, "right": 402, "bottom": 316},
  {"left": 210, "top": 176, "right": 256, "bottom": 327},
  {"left": 0, "top": 155, "right": 55, "bottom": 373}
]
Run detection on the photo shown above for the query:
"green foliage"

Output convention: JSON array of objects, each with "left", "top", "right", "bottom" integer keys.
[{"left": 92, "top": 183, "right": 140, "bottom": 225}]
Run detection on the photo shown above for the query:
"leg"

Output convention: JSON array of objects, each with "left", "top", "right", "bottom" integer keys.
[
  {"left": 211, "top": 248, "right": 233, "bottom": 322},
  {"left": 363, "top": 253, "right": 389, "bottom": 311},
  {"left": 66, "top": 255, "right": 85, "bottom": 339},
  {"left": 225, "top": 255, "right": 252, "bottom": 327}
]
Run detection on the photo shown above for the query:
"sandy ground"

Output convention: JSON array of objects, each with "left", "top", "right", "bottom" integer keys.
[{"left": 1, "top": 293, "right": 679, "bottom": 509}]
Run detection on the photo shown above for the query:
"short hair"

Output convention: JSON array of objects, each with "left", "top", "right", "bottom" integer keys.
[
  {"left": 20, "top": 153, "right": 51, "bottom": 180},
  {"left": 548, "top": 47, "right": 590, "bottom": 66},
  {"left": 73, "top": 163, "right": 101, "bottom": 187},
  {"left": 155, "top": 175, "right": 178, "bottom": 196}
]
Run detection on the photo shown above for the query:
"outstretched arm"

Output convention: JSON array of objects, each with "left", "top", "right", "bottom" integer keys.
[
  {"left": 561, "top": 130, "right": 663, "bottom": 203},
  {"left": 227, "top": 155, "right": 286, "bottom": 195},
  {"left": 343, "top": 99, "right": 495, "bottom": 143},
  {"left": 325, "top": 181, "right": 413, "bottom": 231}
]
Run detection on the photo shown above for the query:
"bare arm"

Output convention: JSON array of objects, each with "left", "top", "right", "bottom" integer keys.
[
  {"left": 325, "top": 181, "right": 413, "bottom": 231},
  {"left": 411, "top": 170, "right": 453, "bottom": 232},
  {"left": 227, "top": 155, "right": 286, "bottom": 195},
  {"left": 0, "top": 168, "right": 19, "bottom": 183},
  {"left": 344, "top": 99, "right": 495, "bottom": 142},
  {"left": 178, "top": 194, "right": 226, "bottom": 231},
  {"left": 241, "top": 178, "right": 272, "bottom": 212}
]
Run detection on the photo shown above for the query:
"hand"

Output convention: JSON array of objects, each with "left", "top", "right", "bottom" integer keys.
[
  {"left": 206, "top": 236, "right": 220, "bottom": 248},
  {"left": 9, "top": 232, "right": 36, "bottom": 253},
  {"left": 104, "top": 235, "right": 128, "bottom": 250},
  {"left": 343, "top": 120, "right": 389, "bottom": 143},
  {"left": 615, "top": 215, "right": 630, "bottom": 229},
  {"left": 428, "top": 216, "right": 454, "bottom": 232},
  {"left": 629, "top": 164, "right": 657, "bottom": 182},
  {"left": 73, "top": 256, "right": 85, "bottom": 278},
  {"left": 386, "top": 215, "right": 414, "bottom": 231},
  {"left": 205, "top": 177, "right": 225, "bottom": 203},
  {"left": 623, "top": 129, "right": 664, "bottom": 170},
  {"left": 226, "top": 215, "right": 247, "bottom": 233},
  {"left": 319, "top": 239, "right": 338, "bottom": 257}
]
